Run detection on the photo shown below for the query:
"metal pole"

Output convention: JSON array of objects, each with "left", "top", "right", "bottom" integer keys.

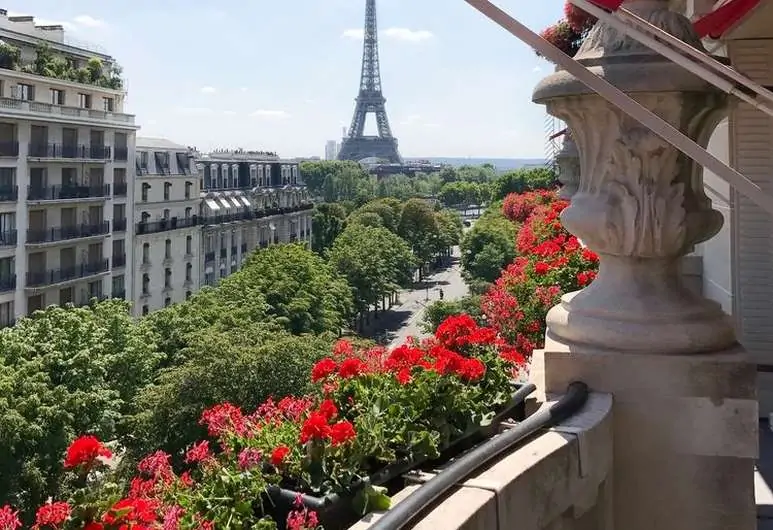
[{"left": 463, "top": 0, "right": 773, "bottom": 216}]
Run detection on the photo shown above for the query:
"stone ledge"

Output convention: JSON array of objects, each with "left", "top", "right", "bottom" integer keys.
[{"left": 351, "top": 392, "right": 614, "bottom": 530}]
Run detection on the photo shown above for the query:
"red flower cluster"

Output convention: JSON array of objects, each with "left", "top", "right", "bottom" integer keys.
[
  {"left": 482, "top": 190, "right": 599, "bottom": 358},
  {"left": 32, "top": 501, "right": 70, "bottom": 530},
  {"left": 564, "top": 0, "right": 597, "bottom": 33},
  {"left": 0, "top": 505, "right": 21, "bottom": 530},
  {"left": 63, "top": 435, "right": 112, "bottom": 470},
  {"left": 299, "top": 401, "right": 356, "bottom": 447}
]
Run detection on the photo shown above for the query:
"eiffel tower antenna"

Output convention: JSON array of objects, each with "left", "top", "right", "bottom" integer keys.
[{"left": 337, "top": 0, "right": 402, "bottom": 164}]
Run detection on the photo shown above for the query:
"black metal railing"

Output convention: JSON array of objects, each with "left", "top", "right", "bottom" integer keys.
[
  {"left": 114, "top": 182, "right": 127, "bottom": 196},
  {"left": 0, "top": 141, "right": 19, "bottom": 157},
  {"left": 27, "top": 143, "right": 111, "bottom": 160},
  {"left": 0, "top": 185, "right": 17, "bottom": 201},
  {"left": 26, "top": 221, "right": 110, "bottom": 244},
  {"left": 28, "top": 184, "right": 110, "bottom": 201},
  {"left": 0, "top": 274, "right": 15, "bottom": 292},
  {"left": 112, "top": 253, "right": 126, "bottom": 268},
  {"left": 113, "top": 218, "right": 127, "bottom": 232},
  {"left": 135, "top": 216, "right": 198, "bottom": 235},
  {"left": 205, "top": 251, "right": 215, "bottom": 263},
  {"left": 114, "top": 147, "right": 128, "bottom": 161},
  {"left": 0, "top": 229, "right": 17, "bottom": 246},
  {"left": 26, "top": 258, "right": 110, "bottom": 288}
]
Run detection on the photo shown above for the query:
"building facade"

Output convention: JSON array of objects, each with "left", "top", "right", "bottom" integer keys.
[
  {"left": 132, "top": 138, "right": 200, "bottom": 316},
  {"left": 196, "top": 150, "right": 313, "bottom": 288},
  {"left": 0, "top": 10, "right": 138, "bottom": 327},
  {"left": 324, "top": 140, "right": 339, "bottom": 161}
]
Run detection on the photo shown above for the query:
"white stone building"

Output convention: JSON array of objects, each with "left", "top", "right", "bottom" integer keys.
[
  {"left": 133, "top": 137, "right": 200, "bottom": 316},
  {"left": 0, "top": 10, "right": 137, "bottom": 327},
  {"left": 196, "top": 150, "right": 313, "bottom": 287}
]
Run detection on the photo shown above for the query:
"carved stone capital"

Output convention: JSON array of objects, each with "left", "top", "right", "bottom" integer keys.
[{"left": 556, "top": 133, "right": 580, "bottom": 200}]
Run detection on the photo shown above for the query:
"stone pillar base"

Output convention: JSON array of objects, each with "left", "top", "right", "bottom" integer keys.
[{"left": 530, "top": 345, "right": 758, "bottom": 530}]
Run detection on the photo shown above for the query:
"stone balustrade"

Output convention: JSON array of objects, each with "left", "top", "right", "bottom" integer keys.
[{"left": 352, "top": 393, "right": 613, "bottom": 530}]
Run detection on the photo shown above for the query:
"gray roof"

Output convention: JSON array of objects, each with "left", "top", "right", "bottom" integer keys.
[{"left": 136, "top": 137, "right": 190, "bottom": 151}]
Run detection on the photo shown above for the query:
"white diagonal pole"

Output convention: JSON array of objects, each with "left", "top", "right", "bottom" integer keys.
[{"left": 463, "top": 0, "right": 773, "bottom": 215}]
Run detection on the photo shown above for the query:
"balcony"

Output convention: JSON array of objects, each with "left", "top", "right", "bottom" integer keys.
[
  {"left": 26, "top": 258, "right": 110, "bottom": 288},
  {"left": 114, "top": 147, "right": 128, "bottom": 161},
  {"left": 26, "top": 221, "right": 110, "bottom": 244},
  {"left": 0, "top": 229, "right": 17, "bottom": 247},
  {"left": 113, "top": 218, "right": 127, "bottom": 232},
  {"left": 114, "top": 182, "right": 128, "bottom": 197},
  {"left": 0, "top": 98, "right": 135, "bottom": 125},
  {"left": 27, "top": 184, "right": 110, "bottom": 201},
  {"left": 112, "top": 253, "right": 126, "bottom": 268},
  {"left": 205, "top": 251, "right": 215, "bottom": 263},
  {"left": 0, "top": 141, "right": 19, "bottom": 157},
  {"left": 0, "top": 274, "right": 15, "bottom": 293},
  {"left": 0, "top": 185, "right": 17, "bottom": 201},
  {"left": 27, "top": 143, "right": 112, "bottom": 161},
  {"left": 135, "top": 216, "right": 198, "bottom": 235}
]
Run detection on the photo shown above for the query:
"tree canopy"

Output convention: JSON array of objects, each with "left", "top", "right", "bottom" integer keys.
[
  {"left": 460, "top": 204, "right": 517, "bottom": 286},
  {"left": 490, "top": 166, "right": 557, "bottom": 200}
]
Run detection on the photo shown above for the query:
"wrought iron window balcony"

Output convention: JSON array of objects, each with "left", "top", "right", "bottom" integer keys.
[
  {"left": 74, "top": 294, "right": 108, "bottom": 307},
  {"left": 113, "top": 218, "right": 127, "bottom": 232},
  {"left": 0, "top": 185, "right": 17, "bottom": 201},
  {"left": 27, "top": 184, "right": 111, "bottom": 201},
  {"left": 0, "top": 141, "right": 19, "bottom": 157},
  {"left": 114, "top": 182, "right": 128, "bottom": 197},
  {"left": 27, "top": 143, "right": 112, "bottom": 160},
  {"left": 114, "top": 147, "right": 128, "bottom": 161},
  {"left": 112, "top": 253, "right": 127, "bottom": 268},
  {"left": 26, "top": 258, "right": 110, "bottom": 288},
  {"left": 0, "top": 229, "right": 17, "bottom": 246},
  {"left": 26, "top": 221, "right": 110, "bottom": 244},
  {"left": 135, "top": 216, "right": 198, "bottom": 235},
  {"left": 0, "top": 274, "right": 15, "bottom": 292},
  {"left": 205, "top": 251, "right": 216, "bottom": 263}
]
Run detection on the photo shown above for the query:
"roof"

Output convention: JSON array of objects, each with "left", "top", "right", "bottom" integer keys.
[{"left": 136, "top": 137, "right": 190, "bottom": 151}]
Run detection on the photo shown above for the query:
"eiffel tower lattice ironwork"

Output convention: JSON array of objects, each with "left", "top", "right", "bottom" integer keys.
[{"left": 337, "top": 0, "right": 402, "bottom": 164}]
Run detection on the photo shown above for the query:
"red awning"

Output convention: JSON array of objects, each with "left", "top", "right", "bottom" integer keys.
[{"left": 693, "top": 0, "right": 762, "bottom": 39}]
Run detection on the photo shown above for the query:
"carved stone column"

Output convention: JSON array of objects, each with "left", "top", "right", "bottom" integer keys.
[
  {"left": 533, "top": 0, "right": 734, "bottom": 355},
  {"left": 555, "top": 132, "right": 580, "bottom": 200}
]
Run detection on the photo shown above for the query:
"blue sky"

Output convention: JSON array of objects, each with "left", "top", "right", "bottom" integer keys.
[{"left": 9, "top": 0, "right": 565, "bottom": 158}]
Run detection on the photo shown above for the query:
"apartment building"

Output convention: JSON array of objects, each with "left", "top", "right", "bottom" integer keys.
[
  {"left": 0, "top": 10, "right": 137, "bottom": 327},
  {"left": 133, "top": 138, "right": 200, "bottom": 315},
  {"left": 196, "top": 150, "right": 313, "bottom": 287}
]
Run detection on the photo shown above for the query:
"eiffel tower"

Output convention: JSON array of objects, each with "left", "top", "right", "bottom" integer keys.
[{"left": 337, "top": 0, "right": 402, "bottom": 164}]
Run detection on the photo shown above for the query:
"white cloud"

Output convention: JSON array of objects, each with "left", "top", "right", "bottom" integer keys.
[
  {"left": 342, "top": 27, "right": 433, "bottom": 42},
  {"left": 73, "top": 15, "right": 106, "bottom": 28},
  {"left": 200, "top": 86, "right": 217, "bottom": 94},
  {"left": 251, "top": 109, "right": 290, "bottom": 119},
  {"left": 532, "top": 66, "right": 543, "bottom": 73},
  {"left": 383, "top": 28, "right": 434, "bottom": 42},
  {"left": 239, "top": 87, "right": 249, "bottom": 92},
  {"left": 175, "top": 107, "right": 215, "bottom": 116},
  {"left": 223, "top": 110, "right": 237, "bottom": 116}
]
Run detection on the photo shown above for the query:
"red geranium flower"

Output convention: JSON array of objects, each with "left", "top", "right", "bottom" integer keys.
[
  {"left": 185, "top": 440, "right": 211, "bottom": 464},
  {"left": 395, "top": 368, "right": 412, "bottom": 385},
  {"left": 457, "top": 358, "right": 487, "bottom": 382},
  {"left": 318, "top": 399, "right": 338, "bottom": 421},
  {"left": 200, "top": 402, "right": 247, "bottom": 437},
  {"left": 329, "top": 420, "right": 357, "bottom": 446},
  {"left": 102, "top": 498, "right": 159, "bottom": 527},
  {"left": 33, "top": 501, "right": 71, "bottom": 529},
  {"left": 83, "top": 523, "right": 103, "bottom": 530},
  {"left": 311, "top": 357, "right": 337, "bottom": 382},
  {"left": 299, "top": 412, "right": 331, "bottom": 444},
  {"left": 338, "top": 357, "right": 366, "bottom": 378},
  {"left": 0, "top": 505, "right": 21, "bottom": 530},
  {"left": 271, "top": 445, "right": 291, "bottom": 467},
  {"left": 63, "top": 435, "right": 112, "bottom": 470},
  {"left": 137, "top": 450, "right": 173, "bottom": 480}
]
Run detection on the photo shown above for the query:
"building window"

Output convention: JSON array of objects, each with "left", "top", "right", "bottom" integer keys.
[
  {"left": 103, "top": 97, "right": 114, "bottom": 112},
  {"left": 163, "top": 209, "right": 170, "bottom": 219},
  {"left": 164, "top": 297, "right": 171, "bottom": 307},
  {"left": 142, "top": 242, "right": 150, "bottom": 263},
  {"left": 209, "top": 165, "right": 217, "bottom": 188},
  {"left": 164, "top": 268, "right": 172, "bottom": 288},
  {"left": 50, "top": 88, "right": 65, "bottom": 105},
  {"left": 185, "top": 181, "right": 192, "bottom": 199},
  {"left": 16, "top": 84, "right": 34, "bottom": 101},
  {"left": 164, "top": 182, "right": 171, "bottom": 201},
  {"left": 0, "top": 301, "right": 13, "bottom": 327},
  {"left": 78, "top": 93, "right": 92, "bottom": 109},
  {"left": 165, "top": 239, "right": 171, "bottom": 259},
  {"left": 112, "top": 275, "right": 124, "bottom": 297},
  {"left": 141, "top": 212, "right": 150, "bottom": 225},
  {"left": 185, "top": 207, "right": 192, "bottom": 219},
  {"left": 142, "top": 305, "right": 149, "bottom": 316},
  {"left": 186, "top": 235, "right": 192, "bottom": 255},
  {"left": 185, "top": 263, "right": 192, "bottom": 282},
  {"left": 186, "top": 291, "right": 192, "bottom": 300},
  {"left": 142, "top": 273, "right": 149, "bottom": 294},
  {"left": 141, "top": 183, "right": 149, "bottom": 202}
]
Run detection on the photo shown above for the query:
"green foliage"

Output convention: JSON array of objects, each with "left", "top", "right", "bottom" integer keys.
[
  {"left": 126, "top": 328, "right": 332, "bottom": 461},
  {"left": 348, "top": 198, "right": 403, "bottom": 233},
  {"left": 491, "top": 166, "right": 557, "bottom": 201},
  {"left": 312, "top": 202, "right": 348, "bottom": 254},
  {"left": 438, "top": 180, "right": 489, "bottom": 207},
  {"left": 0, "top": 301, "right": 159, "bottom": 519},
  {"left": 398, "top": 199, "right": 441, "bottom": 269},
  {"left": 420, "top": 296, "right": 483, "bottom": 333},
  {"left": 18, "top": 43, "right": 125, "bottom": 89},
  {"left": 328, "top": 224, "right": 417, "bottom": 312},
  {"left": 0, "top": 41, "right": 20, "bottom": 69},
  {"left": 300, "top": 161, "right": 374, "bottom": 203},
  {"left": 375, "top": 173, "right": 441, "bottom": 200},
  {"left": 461, "top": 204, "right": 517, "bottom": 284},
  {"left": 434, "top": 208, "right": 464, "bottom": 251}
]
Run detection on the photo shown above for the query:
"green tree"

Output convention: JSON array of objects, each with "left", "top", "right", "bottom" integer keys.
[
  {"left": 491, "top": 166, "right": 557, "bottom": 200},
  {"left": 0, "top": 301, "right": 159, "bottom": 521},
  {"left": 398, "top": 199, "right": 441, "bottom": 278},
  {"left": 421, "top": 296, "right": 484, "bottom": 333},
  {"left": 434, "top": 209, "right": 464, "bottom": 255},
  {"left": 460, "top": 206, "right": 517, "bottom": 284},
  {"left": 311, "top": 202, "right": 348, "bottom": 254},
  {"left": 328, "top": 224, "right": 416, "bottom": 314},
  {"left": 349, "top": 198, "right": 403, "bottom": 233},
  {"left": 438, "top": 181, "right": 489, "bottom": 208}
]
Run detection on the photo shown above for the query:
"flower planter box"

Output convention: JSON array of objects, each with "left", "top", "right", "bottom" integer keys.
[{"left": 266, "top": 385, "right": 528, "bottom": 530}]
